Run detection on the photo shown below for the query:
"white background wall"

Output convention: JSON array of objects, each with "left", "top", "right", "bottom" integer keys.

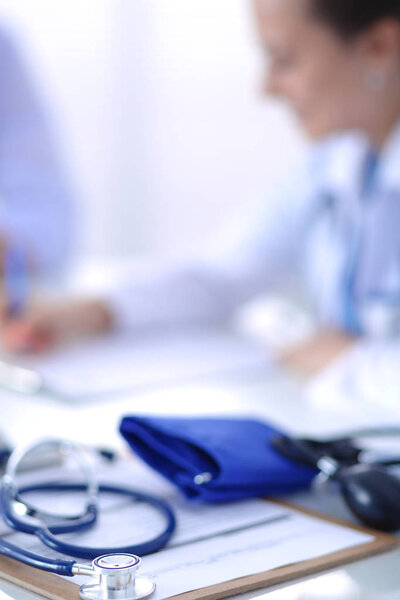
[{"left": 0, "top": 0, "right": 307, "bottom": 261}]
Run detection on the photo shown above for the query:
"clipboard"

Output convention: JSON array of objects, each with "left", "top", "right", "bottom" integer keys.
[{"left": 0, "top": 501, "right": 397, "bottom": 600}]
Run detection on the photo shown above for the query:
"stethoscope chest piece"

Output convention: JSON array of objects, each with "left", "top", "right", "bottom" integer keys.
[{"left": 79, "top": 554, "right": 155, "bottom": 600}]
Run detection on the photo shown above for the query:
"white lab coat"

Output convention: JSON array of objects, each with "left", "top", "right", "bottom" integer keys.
[
  {"left": 109, "top": 122, "right": 400, "bottom": 347},
  {"left": 0, "top": 29, "right": 73, "bottom": 274}
]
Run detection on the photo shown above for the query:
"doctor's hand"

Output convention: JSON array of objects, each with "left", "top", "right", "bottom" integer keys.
[
  {"left": 0, "top": 299, "right": 113, "bottom": 353},
  {"left": 277, "top": 330, "right": 356, "bottom": 378}
]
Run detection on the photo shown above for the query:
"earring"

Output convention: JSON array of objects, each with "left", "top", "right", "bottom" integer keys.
[{"left": 364, "top": 69, "right": 387, "bottom": 92}]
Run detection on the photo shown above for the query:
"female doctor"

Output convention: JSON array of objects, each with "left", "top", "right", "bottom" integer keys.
[
  {"left": 0, "top": 27, "right": 73, "bottom": 278},
  {"left": 4, "top": 0, "right": 400, "bottom": 374}
]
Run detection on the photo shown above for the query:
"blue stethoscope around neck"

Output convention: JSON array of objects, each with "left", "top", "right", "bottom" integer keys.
[{"left": 0, "top": 438, "right": 176, "bottom": 600}]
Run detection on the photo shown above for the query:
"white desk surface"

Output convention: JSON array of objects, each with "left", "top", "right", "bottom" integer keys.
[{"left": 1, "top": 362, "right": 400, "bottom": 600}]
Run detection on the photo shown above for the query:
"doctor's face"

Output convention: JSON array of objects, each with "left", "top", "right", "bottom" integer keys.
[{"left": 253, "top": 0, "right": 378, "bottom": 139}]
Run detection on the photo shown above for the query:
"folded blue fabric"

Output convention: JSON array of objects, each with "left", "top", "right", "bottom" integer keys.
[{"left": 119, "top": 416, "right": 316, "bottom": 502}]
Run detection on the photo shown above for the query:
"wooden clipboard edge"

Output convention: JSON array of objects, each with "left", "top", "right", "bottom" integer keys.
[
  {"left": 0, "top": 556, "right": 76, "bottom": 600},
  {"left": 168, "top": 500, "right": 398, "bottom": 600},
  {"left": 0, "top": 500, "right": 397, "bottom": 600}
]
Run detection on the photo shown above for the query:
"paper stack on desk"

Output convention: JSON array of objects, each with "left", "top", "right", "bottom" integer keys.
[{"left": 7, "top": 329, "right": 270, "bottom": 401}]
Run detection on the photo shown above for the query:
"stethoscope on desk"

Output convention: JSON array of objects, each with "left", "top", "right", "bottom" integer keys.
[
  {"left": 273, "top": 426, "right": 400, "bottom": 532},
  {"left": 0, "top": 438, "right": 176, "bottom": 600}
]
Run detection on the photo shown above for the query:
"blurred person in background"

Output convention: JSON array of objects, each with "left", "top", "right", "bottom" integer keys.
[
  {"left": 0, "top": 26, "right": 73, "bottom": 320},
  {"left": 3, "top": 0, "right": 400, "bottom": 375}
]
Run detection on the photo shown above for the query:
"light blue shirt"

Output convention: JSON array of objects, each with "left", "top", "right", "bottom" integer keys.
[
  {"left": 0, "top": 28, "right": 73, "bottom": 274},
  {"left": 109, "top": 124, "right": 400, "bottom": 341}
]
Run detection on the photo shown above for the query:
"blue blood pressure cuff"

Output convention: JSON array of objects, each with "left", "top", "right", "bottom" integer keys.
[{"left": 119, "top": 416, "right": 316, "bottom": 502}]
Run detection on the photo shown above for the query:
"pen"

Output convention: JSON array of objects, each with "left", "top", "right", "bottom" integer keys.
[
  {"left": 3, "top": 243, "right": 30, "bottom": 318},
  {"left": 0, "top": 445, "right": 11, "bottom": 471},
  {"left": 0, "top": 243, "right": 43, "bottom": 393}
]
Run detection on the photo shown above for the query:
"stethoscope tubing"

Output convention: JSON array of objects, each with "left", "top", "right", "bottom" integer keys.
[
  {"left": 1, "top": 481, "right": 176, "bottom": 561},
  {"left": 0, "top": 536, "right": 76, "bottom": 576},
  {"left": 273, "top": 426, "right": 400, "bottom": 477},
  {"left": 0, "top": 483, "right": 98, "bottom": 536}
]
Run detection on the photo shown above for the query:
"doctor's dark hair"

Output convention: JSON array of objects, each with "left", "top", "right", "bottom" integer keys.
[{"left": 310, "top": 0, "right": 400, "bottom": 39}]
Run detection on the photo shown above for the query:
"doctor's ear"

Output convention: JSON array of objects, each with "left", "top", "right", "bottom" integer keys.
[{"left": 360, "top": 19, "right": 400, "bottom": 73}]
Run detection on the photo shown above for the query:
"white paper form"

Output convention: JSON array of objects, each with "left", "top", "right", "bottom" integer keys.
[
  {"left": 0, "top": 459, "right": 373, "bottom": 600},
  {"left": 141, "top": 512, "right": 372, "bottom": 600},
  {"left": 11, "top": 330, "right": 270, "bottom": 401}
]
